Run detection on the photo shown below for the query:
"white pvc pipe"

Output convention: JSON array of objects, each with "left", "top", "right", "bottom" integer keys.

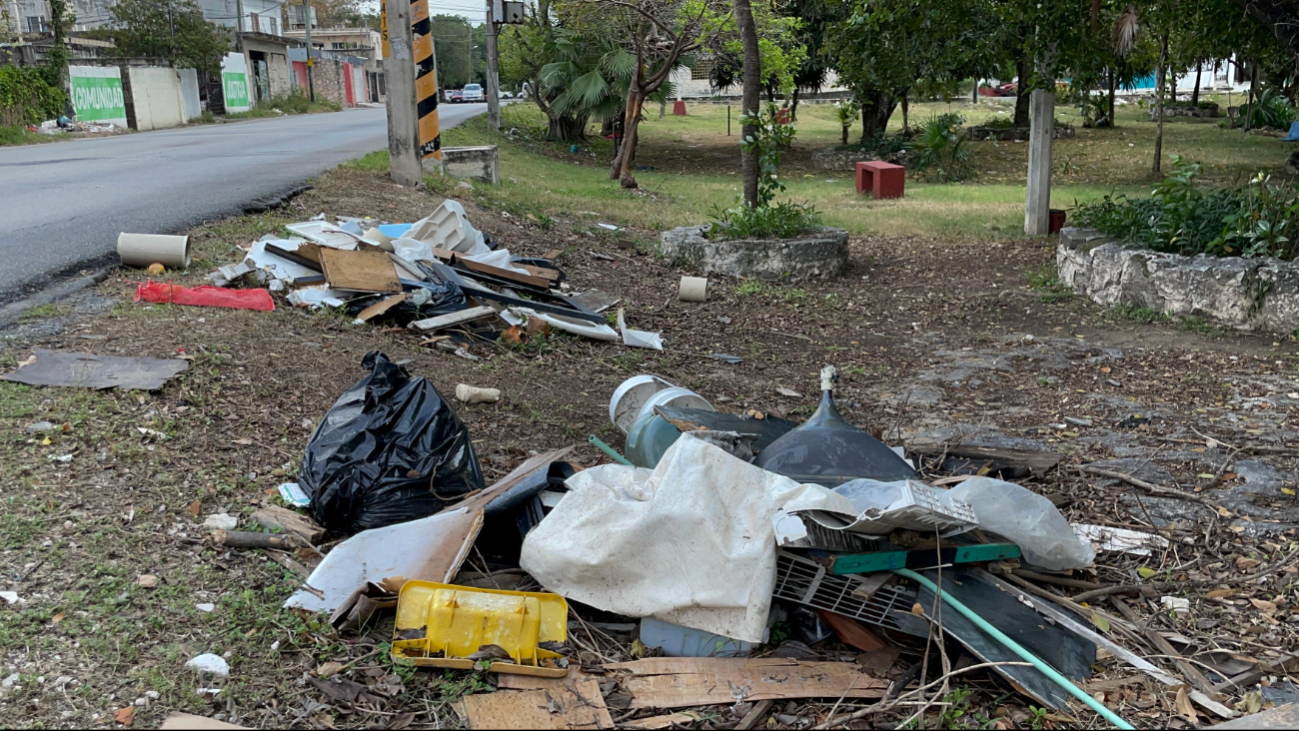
[
  {"left": 679, "top": 276, "right": 708, "bottom": 302},
  {"left": 117, "top": 233, "right": 191, "bottom": 270}
]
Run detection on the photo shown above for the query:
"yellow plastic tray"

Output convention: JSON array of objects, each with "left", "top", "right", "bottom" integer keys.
[{"left": 391, "top": 581, "right": 569, "bottom": 677}]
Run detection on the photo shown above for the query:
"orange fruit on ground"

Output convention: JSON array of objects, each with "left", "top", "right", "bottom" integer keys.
[{"left": 146, "top": 263, "right": 166, "bottom": 275}]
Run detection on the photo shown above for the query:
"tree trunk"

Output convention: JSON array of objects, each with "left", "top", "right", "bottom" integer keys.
[
  {"left": 547, "top": 113, "right": 588, "bottom": 141},
  {"left": 1107, "top": 67, "right": 1117, "bottom": 127},
  {"left": 733, "top": 0, "right": 761, "bottom": 207},
  {"left": 973, "top": 81, "right": 978, "bottom": 104},
  {"left": 1245, "top": 61, "right": 1258, "bottom": 132},
  {"left": 842, "top": 124, "right": 849, "bottom": 144},
  {"left": 611, "top": 90, "right": 645, "bottom": 188},
  {"left": 1190, "top": 62, "right": 1202, "bottom": 106},
  {"left": 859, "top": 91, "right": 898, "bottom": 140},
  {"left": 901, "top": 93, "right": 909, "bottom": 132},
  {"left": 790, "top": 87, "right": 800, "bottom": 120},
  {"left": 1153, "top": 29, "right": 1169, "bottom": 174},
  {"left": 1014, "top": 52, "right": 1030, "bottom": 126},
  {"left": 660, "top": 98, "right": 666, "bottom": 118}
]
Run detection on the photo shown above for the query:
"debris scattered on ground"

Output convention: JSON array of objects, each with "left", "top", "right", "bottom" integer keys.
[
  {"left": 0, "top": 349, "right": 189, "bottom": 390},
  {"left": 184, "top": 654, "right": 230, "bottom": 677}
]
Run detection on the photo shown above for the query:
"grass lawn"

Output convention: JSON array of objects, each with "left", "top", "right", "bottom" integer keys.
[{"left": 415, "top": 94, "right": 1294, "bottom": 241}]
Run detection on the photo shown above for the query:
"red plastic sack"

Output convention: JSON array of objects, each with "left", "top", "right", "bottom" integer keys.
[{"left": 134, "top": 281, "right": 275, "bottom": 311}]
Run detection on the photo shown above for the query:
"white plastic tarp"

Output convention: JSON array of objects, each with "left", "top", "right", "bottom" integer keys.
[{"left": 520, "top": 434, "right": 854, "bottom": 642}]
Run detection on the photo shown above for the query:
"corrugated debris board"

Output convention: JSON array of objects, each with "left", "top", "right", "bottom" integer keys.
[
  {"left": 916, "top": 568, "right": 1096, "bottom": 710},
  {"left": 0, "top": 349, "right": 189, "bottom": 390},
  {"left": 459, "top": 676, "right": 613, "bottom": 729},
  {"left": 597, "top": 658, "right": 888, "bottom": 709}
]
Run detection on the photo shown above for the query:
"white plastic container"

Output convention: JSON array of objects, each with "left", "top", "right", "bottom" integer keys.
[{"left": 639, "top": 618, "right": 753, "bottom": 657}]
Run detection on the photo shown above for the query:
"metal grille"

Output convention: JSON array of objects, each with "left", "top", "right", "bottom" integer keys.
[{"left": 774, "top": 552, "right": 924, "bottom": 636}]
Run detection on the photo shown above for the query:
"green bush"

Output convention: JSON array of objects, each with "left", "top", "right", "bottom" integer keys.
[
  {"left": 0, "top": 65, "right": 67, "bottom": 126},
  {"left": 1073, "top": 156, "right": 1299, "bottom": 260},
  {"left": 1229, "top": 88, "right": 1296, "bottom": 130},
  {"left": 710, "top": 104, "right": 821, "bottom": 240},
  {"left": 909, "top": 113, "right": 972, "bottom": 182},
  {"left": 0, "top": 124, "right": 29, "bottom": 145},
  {"left": 977, "top": 115, "right": 1017, "bottom": 129}
]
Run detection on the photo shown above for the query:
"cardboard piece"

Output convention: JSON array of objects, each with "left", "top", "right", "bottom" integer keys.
[
  {"left": 460, "top": 676, "right": 613, "bottom": 729},
  {"left": 623, "top": 713, "right": 703, "bottom": 729},
  {"left": 319, "top": 247, "right": 401, "bottom": 294},
  {"left": 597, "top": 658, "right": 886, "bottom": 708},
  {"left": 354, "top": 293, "right": 408, "bottom": 323},
  {"left": 158, "top": 712, "right": 249, "bottom": 730},
  {"left": 1, "top": 349, "right": 189, "bottom": 390}
]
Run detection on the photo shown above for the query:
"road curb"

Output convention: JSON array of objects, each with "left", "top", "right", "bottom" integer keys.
[{"left": 0, "top": 266, "right": 114, "bottom": 328}]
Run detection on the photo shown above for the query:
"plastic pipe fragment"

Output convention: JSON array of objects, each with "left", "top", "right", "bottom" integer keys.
[
  {"left": 588, "top": 435, "right": 632, "bottom": 465},
  {"left": 893, "top": 568, "right": 1135, "bottom": 731}
]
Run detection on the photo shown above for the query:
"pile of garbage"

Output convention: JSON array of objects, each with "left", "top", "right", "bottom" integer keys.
[
  {"left": 34, "top": 117, "right": 124, "bottom": 135},
  {"left": 193, "top": 354, "right": 1256, "bottom": 730},
  {"left": 180, "top": 201, "right": 662, "bottom": 352}
]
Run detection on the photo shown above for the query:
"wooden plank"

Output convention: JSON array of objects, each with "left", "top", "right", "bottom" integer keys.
[
  {"left": 408, "top": 305, "right": 498, "bottom": 332},
  {"left": 429, "top": 247, "right": 552, "bottom": 289},
  {"left": 906, "top": 442, "right": 1060, "bottom": 477},
  {"left": 600, "top": 658, "right": 887, "bottom": 709},
  {"left": 253, "top": 504, "right": 325, "bottom": 544},
  {"left": 319, "top": 247, "right": 401, "bottom": 294},
  {"left": 625, "top": 712, "right": 703, "bottom": 729},
  {"left": 460, "top": 676, "right": 613, "bottom": 729},
  {"left": 524, "top": 264, "right": 562, "bottom": 283},
  {"left": 159, "top": 713, "right": 249, "bottom": 730},
  {"left": 354, "top": 293, "right": 408, "bottom": 323}
]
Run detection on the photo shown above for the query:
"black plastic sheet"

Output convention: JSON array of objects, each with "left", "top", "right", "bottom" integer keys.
[{"left": 301, "top": 351, "right": 485, "bottom": 535}]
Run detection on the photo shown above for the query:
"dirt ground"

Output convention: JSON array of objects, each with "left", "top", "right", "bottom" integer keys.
[{"left": 1, "top": 162, "right": 1297, "bottom": 730}]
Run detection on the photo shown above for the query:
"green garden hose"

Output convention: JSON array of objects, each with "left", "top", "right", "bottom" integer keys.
[
  {"left": 893, "top": 568, "right": 1135, "bottom": 730},
  {"left": 587, "top": 434, "right": 632, "bottom": 465}
]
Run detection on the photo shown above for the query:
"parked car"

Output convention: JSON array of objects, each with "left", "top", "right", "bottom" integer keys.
[
  {"left": 462, "top": 83, "right": 485, "bottom": 103},
  {"left": 500, "top": 90, "right": 513, "bottom": 99},
  {"left": 994, "top": 82, "right": 1018, "bottom": 97},
  {"left": 447, "top": 89, "right": 463, "bottom": 103}
]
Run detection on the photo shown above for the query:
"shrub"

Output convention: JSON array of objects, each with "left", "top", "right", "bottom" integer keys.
[
  {"left": 909, "top": 113, "right": 971, "bottom": 182},
  {"left": 977, "top": 115, "right": 1017, "bottom": 129},
  {"left": 0, "top": 65, "right": 67, "bottom": 126},
  {"left": 1072, "top": 156, "right": 1299, "bottom": 260},
  {"left": 710, "top": 104, "right": 821, "bottom": 240},
  {"left": 1230, "top": 88, "right": 1296, "bottom": 130}
]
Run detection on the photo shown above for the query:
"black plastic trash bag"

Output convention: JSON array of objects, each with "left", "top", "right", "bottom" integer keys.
[{"left": 301, "top": 351, "right": 485, "bottom": 535}]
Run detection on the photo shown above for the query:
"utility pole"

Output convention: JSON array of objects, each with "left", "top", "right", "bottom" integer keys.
[
  {"left": 384, "top": 0, "right": 422, "bottom": 186},
  {"left": 303, "top": 0, "right": 315, "bottom": 102},
  {"left": 235, "top": 0, "right": 245, "bottom": 51},
  {"left": 484, "top": 0, "right": 500, "bottom": 129}
]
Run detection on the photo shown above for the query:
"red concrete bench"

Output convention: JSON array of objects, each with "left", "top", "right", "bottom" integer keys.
[{"left": 856, "top": 161, "right": 905, "bottom": 200}]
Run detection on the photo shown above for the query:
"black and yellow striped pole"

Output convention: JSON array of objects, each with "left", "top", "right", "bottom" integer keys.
[{"left": 410, "top": 0, "right": 442, "bottom": 161}]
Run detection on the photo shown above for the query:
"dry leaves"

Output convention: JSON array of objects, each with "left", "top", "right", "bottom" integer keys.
[
  {"left": 1173, "top": 686, "right": 1198, "bottom": 723},
  {"left": 114, "top": 706, "right": 135, "bottom": 726},
  {"left": 136, "top": 574, "right": 158, "bottom": 588}
]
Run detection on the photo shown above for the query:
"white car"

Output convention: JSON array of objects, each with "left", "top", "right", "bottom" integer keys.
[{"left": 461, "top": 83, "right": 484, "bottom": 102}]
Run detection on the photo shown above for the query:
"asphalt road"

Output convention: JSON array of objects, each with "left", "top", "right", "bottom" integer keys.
[{"left": 0, "top": 103, "right": 487, "bottom": 301}]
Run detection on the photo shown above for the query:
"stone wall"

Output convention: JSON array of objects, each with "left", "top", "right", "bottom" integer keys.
[
  {"left": 812, "top": 147, "right": 908, "bottom": 171},
  {"left": 1057, "top": 227, "right": 1299, "bottom": 334},
  {"left": 1149, "top": 103, "right": 1219, "bottom": 119},
  {"left": 307, "top": 57, "right": 352, "bottom": 107},
  {"left": 966, "top": 124, "right": 1076, "bottom": 142},
  {"left": 661, "top": 225, "right": 848, "bottom": 280}
]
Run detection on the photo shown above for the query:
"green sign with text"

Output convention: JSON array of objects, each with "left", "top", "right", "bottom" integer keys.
[
  {"left": 222, "top": 71, "right": 250, "bottom": 109},
  {"left": 69, "top": 74, "right": 126, "bottom": 123}
]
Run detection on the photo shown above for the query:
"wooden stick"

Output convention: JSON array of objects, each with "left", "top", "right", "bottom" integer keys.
[
  {"left": 1078, "top": 466, "right": 1229, "bottom": 514},
  {"left": 1011, "top": 569, "right": 1102, "bottom": 590},
  {"left": 736, "top": 700, "right": 773, "bottom": 730},
  {"left": 211, "top": 529, "right": 301, "bottom": 550},
  {"left": 1109, "top": 596, "right": 1220, "bottom": 699}
]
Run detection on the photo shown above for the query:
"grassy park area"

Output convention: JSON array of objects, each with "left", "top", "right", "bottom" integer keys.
[{"left": 409, "top": 94, "right": 1294, "bottom": 241}]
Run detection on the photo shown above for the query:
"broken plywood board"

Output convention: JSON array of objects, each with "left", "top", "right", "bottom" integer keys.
[
  {"left": 430, "top": 247, "right": 553, "bottom": 290},
  {"left": 906, "top": 442, "right": 1060, "bottom": 478},
  {"left": 318, "top": 247, "right": 401, "bottom": 294},
  {"left": 408, "top": 305, "right": 498, "bottom": 332},
  {"left": 600, "top": 658, "right": 887, "bottom": 709},
  {"left": 1, "top": 349, "right": 189, "bottom": 390},
  {"left": 354, "top": 293, "right": 408, "bottom": 323},
  {"left": 460, "top": 676, "right": 613, "bottom": 730}
]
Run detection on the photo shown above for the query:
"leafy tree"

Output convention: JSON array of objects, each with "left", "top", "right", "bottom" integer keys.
[
  {"left": 106, "top": 0, "right": 227, "bottom": 74},
  {"left": 430, "top": 14, "right": 478, "bottom": 88},
  {"left": 43, "top": 0, "right": 76, "bottom": 88},
  {"left": 825, "top": 0, "right": 998, "bottom": 140},
  {"left": 497, "top": 0, "right": 592, "bottom": 140}
]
